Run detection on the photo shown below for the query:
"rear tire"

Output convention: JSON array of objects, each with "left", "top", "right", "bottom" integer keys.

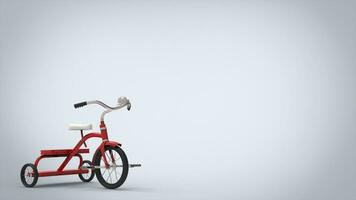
[
  {"left": 20, "top": 163, "right": 38, "bottom": 187},
  {"left": 93, "top": 146, "right": 129, "bottom": 189},
  {"left": 79, "top": 160, "right": 95, "bottom": 182}
]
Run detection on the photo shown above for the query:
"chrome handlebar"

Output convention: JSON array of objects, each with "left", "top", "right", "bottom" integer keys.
[{"left": 74, "top": 97, "right": 131, "bottom": 121}]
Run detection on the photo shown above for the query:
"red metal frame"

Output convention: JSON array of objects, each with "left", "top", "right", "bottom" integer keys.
[{"left": 34, "top": 121, "right": 121, "bottom": 177}]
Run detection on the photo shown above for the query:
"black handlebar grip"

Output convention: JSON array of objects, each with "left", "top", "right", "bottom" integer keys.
[
  {"left": 127, "top": 103, "right": 131, "bottom": 111},
  {"left": 74, "top": 101, "right": 87, "bottom": 109}
]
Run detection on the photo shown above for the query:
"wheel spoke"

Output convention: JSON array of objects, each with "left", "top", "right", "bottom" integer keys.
[
  {"left": 109, "top": 150, "right": 116, "bottom": 165},
  {"left": 105, "top": 151, "right": 112, "bottom": 165},
  {"left": 105, "top": 172, "right": 110, "bottom": 183},
  {"left": 113, "top": 152, "right": 117, "bottom": 160},
  {"left": 102, "top": 168, "right": 108, "bottom": 176},
  {"left": 114, "top": 166, "right": 118, "bottom": 181},
  {"left": 109, "top": 169, "right": 114, "bottom": 183},
  {"left": 25, "top": 167, "right": 34, "bottom": 184},
  {"left": 25, "top": 176, "right": 30, "bottom": 183},
  {"left": 114, "top": 153, "right": 122, "bottom": 164},
  {"left": 86, "top": 164, "right": 91, "bottom": 178}
]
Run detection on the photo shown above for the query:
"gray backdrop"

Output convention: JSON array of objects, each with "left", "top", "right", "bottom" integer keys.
[{"left": 1, "top": 0, "right": 356, "bottom": 199}]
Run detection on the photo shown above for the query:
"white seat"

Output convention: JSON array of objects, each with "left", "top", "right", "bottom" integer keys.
[{"left": 69, "top": 123, "right": 92, "bottom": 131}]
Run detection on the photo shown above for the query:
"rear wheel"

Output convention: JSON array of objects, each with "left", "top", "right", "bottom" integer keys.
[
  {"left": 93, "top": 146, "right": 129, "bottom": 189},
  {"left": 78, "top": 160, "right": 95, "bottom": 182},
  {"left": 20, "top": 163, "right": 38, "bottom": 187}
]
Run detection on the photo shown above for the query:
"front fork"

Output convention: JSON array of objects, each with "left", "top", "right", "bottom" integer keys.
[
  {"left": 100, "top": 146, "right": 110, "bottom": 167},
  {"left": 100, "top": 145, "right": 115, "bottom": 168},
  {"left": 94, "top": 140, "right": 121, "bottom": 168},
  {"left": 89, "top": 142, "right": 141, "bottom": 170},
  {"left": 99, "top": 121, "right": 113, "bottom": 168}
]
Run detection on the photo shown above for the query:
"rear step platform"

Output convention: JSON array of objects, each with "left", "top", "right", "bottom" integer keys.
[
  {"left": 39, "top": 169, "right": 89, "bottom": 177},
  {"left": 41, "top": 148, "right": 89, "bottom": 156}
]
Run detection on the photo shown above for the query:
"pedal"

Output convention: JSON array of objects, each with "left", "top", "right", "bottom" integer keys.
[{"left": 129, "top": 164, "right": 141, "bottom": 168}]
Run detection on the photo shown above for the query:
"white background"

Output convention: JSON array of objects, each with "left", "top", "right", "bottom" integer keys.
[{"left": 1, "top": 0, "right": 356, "bottom": 199}]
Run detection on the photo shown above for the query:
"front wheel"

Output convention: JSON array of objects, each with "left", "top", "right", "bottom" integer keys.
[{"left": 93, "top": 146, "right": 129, "bottom": 189}]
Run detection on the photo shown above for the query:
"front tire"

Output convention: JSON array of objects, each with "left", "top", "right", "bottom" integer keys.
[{"left": 93, "top": 146, "right": 129, "bottom": 189}]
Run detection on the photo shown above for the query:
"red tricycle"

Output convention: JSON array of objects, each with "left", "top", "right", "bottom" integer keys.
[{"left": 20, "top": 97, "right": 141, "bottom": 189}]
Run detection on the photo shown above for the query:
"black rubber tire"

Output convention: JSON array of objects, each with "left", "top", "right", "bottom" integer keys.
[
  {"left": 20, "top": 163, "right": 39, "bottom": 187},
  {"left": 78, "top": 160, "right": 95, "bottom": 182},
  {"left": 93, "top": 146, "right": 129, "bottom": 189}
]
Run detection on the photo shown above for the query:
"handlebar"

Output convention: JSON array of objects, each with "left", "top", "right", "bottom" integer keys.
[
  {"left": 74, "top": 97, "right": 131, "bottom": 121},
  {"left": 74, "top": 101, "right": 87, "bottom": 108}
]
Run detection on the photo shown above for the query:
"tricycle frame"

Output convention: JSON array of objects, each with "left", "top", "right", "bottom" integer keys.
[{"left": 34, "top": 121, "right": 120, "bottom": 177}]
